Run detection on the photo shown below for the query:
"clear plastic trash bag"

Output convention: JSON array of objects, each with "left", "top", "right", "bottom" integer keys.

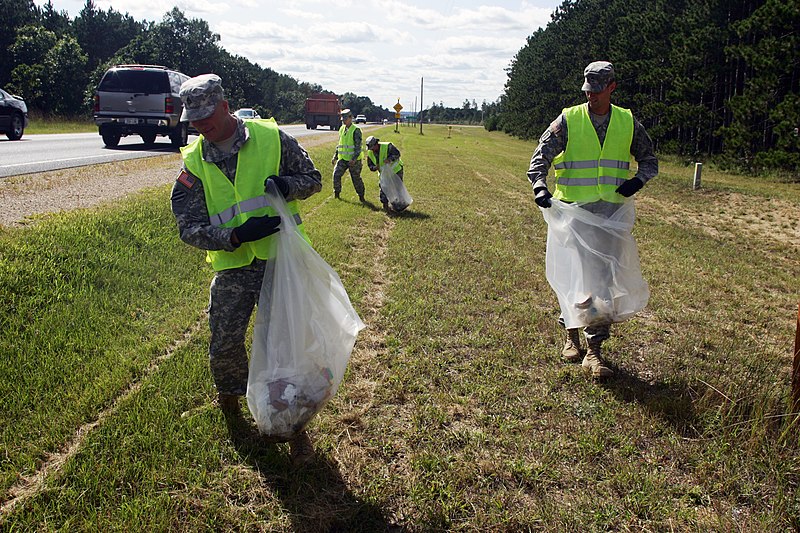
[
  {"left": 247, "top": 182, "right": 366, "bottom": 440},
  {"left": 379, "top": 163, "right": 413, "bottom": 211},
  {"left": 540, "top": 198, "right": 649, "bottom": 329}
]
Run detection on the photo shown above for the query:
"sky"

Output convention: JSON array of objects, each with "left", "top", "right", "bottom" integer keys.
[{"left": 36, "top": 0, "right": 559, "bottom": 111}]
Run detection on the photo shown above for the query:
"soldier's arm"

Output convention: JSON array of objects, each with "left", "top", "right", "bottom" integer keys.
[
  {"left": 352, "top": 127, "right": 362, "bottom": 161},
  {"left": 527, "top": 114, "right": 567, "bottom": 192},
  {"left": 170, "top": 168, "right": 238, "bottom": 251},
  {"left": 366, "top": 156, "right": 378, "bottom": 171},
  {"left": 386, "top": 143, "right": 401, "bottom": 163},
  {"left": 630, "top": 118, "right": 658, "bottom": 184},
  {"left": 276, "top": 130, "right": 323, "bottom": 201}
]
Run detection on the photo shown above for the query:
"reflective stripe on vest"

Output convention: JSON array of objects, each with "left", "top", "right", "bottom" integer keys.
[
  {"left": 367, "top": 142, "right": 403, "bottom": 173},
  {"left": 337, "top": 124, "right": 362, "bottom": 160},
  {"left": 552, "top": 103, "right": 633, "bottom": 203},
  {"left": 181, "top": 118, "right": 308, "bottom": 271}
]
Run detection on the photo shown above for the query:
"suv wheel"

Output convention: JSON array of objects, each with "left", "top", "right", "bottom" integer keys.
[
  {"left": 7, "top": 113, "right": 24, "bottom": 140},
  {"left": 141, "top": 132, "right": 157, "bottom": 145},
  {"left": 170, "top": 123, "right": 188, "bottom": 148},
  {"left": 102, "top": 131, "right": 121, "bottom": 147}
]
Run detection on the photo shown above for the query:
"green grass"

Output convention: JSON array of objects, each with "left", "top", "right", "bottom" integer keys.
[
  {"left": 1, "top": 125, "right": 798, "bottom": 531},
  {"left": 24, "top": 114, "right": 96, "bottom": 134}
]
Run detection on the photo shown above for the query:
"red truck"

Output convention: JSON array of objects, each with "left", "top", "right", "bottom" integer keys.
[{"left": 305, "top": 93, "right": 341, "bottom": 130}]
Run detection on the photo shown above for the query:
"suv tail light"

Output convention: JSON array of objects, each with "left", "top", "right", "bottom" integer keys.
[
  {"left": 165, "top": 97, "right": 174, "bottom": 114},
  {"left": 93, "top": 94, "right": 99, "bottom": 112}
]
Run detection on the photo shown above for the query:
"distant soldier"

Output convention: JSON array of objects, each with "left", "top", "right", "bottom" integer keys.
[
  {"left": 364, "top": 135, "right": 404, "bottom": 211},
  {"left": 170, "top": 73, "right": 322, "bottom": 464},
  {"left": 331, "top": 109, "right": 365, "bottom": 202},
  {"left": 527, "top": 61, "right": 658, "bottom": 379}
]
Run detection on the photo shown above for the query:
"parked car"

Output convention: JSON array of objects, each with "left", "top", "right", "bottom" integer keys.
[
  {"left": 355, "top": 114, "right": 367, "bottom": 124},
  {"left": 234, "top": 108, "right": 261, "bottom": 120},
  {"left": 0, "top": 87, "right": 29, "bottom": 141},
  {"left": 93, "top": 64, "right": 191, "bottom": 148}
]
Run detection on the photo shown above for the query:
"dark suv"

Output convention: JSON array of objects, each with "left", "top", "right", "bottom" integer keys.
[{"left": 93, "top": 64, "right": 191, "bottom": 148}]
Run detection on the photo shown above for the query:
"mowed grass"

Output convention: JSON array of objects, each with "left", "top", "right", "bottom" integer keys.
[{"left": 1, "top": 125, "right": 798, "bottom": 531}]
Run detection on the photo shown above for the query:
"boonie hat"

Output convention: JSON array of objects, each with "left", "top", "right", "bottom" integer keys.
[
  {"left": 365, "top": 135, "right": 378, "bottom": 148},
  {"left": 340, "top": 108, "right": 353, "bottom": 118},
  {"left": 180, "top": 73, "right": 225, "bottom": 122},
  {"left": 581, "top": 61, "right": 615, "bottom": 93}
]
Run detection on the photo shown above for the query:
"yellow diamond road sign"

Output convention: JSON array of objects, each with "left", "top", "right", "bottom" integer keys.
[{"left": 393, "top": 101, "right": 403, "bottom": 112}]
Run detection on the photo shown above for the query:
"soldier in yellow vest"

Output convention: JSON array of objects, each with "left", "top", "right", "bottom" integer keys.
[
  {"left": 330, "top": 109, "right": 365, "bottom": 202},
  {"left": 170, "top": 74, "right": 322, "bottom": 464},
  {"left": 527, "top": 61, "right": 658, "bottom": 379},
  {"left": 364, "top": 135, "right": 404, "bottom": 211}
]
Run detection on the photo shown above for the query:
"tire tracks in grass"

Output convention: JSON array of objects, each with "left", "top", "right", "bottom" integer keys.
[{"left": 0, "top": 315, "right": 206, "bottom": 518}]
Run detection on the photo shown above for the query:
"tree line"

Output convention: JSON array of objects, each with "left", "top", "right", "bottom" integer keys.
[
  {"left": 0, "top": 0, "right": 396, "bottom": 124},
  {"left": 492, "top": 0, "right": 798, "bottom": 175}
]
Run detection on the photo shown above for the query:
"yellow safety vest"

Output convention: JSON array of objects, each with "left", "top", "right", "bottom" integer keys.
[
  {"left": 367, "top": 142, "right": 403, "bottom": 173},
  {"left": 552, "top": 103, "right": 634, "bottom": 203},
  {"left": 336, "top": 124, "right": 362, "bottom": 161},
  {"left": 181, "top": 118, "right": 308, "bottom": 271}
]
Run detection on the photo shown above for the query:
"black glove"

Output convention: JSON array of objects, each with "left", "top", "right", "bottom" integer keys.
[
  {"left": 266, "top": 175, "right": 290, "bottom": 197},
  {"left": 232, "top": 215, "right": 281, "bottom": 244},
  {"left": 534, "top": 187, "right": 553, "bottom": 208},
  {"left": 616, "top": 177, "right": 643, "bottom": 197}
]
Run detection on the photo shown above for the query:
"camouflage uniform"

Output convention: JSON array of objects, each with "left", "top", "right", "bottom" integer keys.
[
  {"left": 527, "top": 95, "right": 658, "bottom": 344},
  {"left": 332, "top": 124, "right": 364, "bottom": 198},
  {"left": 171, "top": 117, "right": 322, "bottom": 395}
]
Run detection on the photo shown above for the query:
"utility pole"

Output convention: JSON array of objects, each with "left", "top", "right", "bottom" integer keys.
[{"left": 419, "top": 77, "right": 424, "bottom": 136}]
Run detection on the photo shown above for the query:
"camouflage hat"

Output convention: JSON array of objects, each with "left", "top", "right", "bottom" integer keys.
[
  {"left": 340, "top": 108, "right": 353, "bottom": 118},
  {"left": 365, "top": 135, "right": 378, "bottom": 148},
  {"left": 180, "top": 74, "right": 225, "bottom": 122},
  {"left": 581, "top": 61, "right": 615, "bottom": 93}
]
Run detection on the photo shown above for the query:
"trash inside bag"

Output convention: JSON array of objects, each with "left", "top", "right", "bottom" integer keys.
[
  {"left": 247, "top": 182, "right": 365, "bottom": 440},
  {"left": 379, "top": 163, "right": 413, "bottom": 211},
  {"left": 540, "top": 198, "right": 649, "bottom": 329}
]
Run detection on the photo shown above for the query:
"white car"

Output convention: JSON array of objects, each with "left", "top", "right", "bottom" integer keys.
[
  {"left": 234, "top": 108, "right": 261, "bottom": 120},
  {"left": 355, "top": 114, "right": 367, "bottom": 124}
]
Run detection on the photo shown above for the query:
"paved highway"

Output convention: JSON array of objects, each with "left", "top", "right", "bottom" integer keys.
[{"left": 0, "top": 124, "right": 339, "bottom": 178}]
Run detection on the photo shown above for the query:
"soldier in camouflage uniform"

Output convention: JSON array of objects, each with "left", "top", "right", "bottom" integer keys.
[
  {"left": 527, "top": 61, "right": 658, "bottom": 379},
  {"left": 170, "top": 74, "right": 321, "bottom": 464},
  {"left": 330, "top": 109, "right": 365, "bottom": 202}
]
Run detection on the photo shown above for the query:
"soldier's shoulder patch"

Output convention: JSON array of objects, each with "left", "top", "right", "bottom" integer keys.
[
  {"left": 548, "top": 118, "right": 562, "bottom": 135},
  {"left": 176, "top": 169, "right": 196, "bottom": 189}
]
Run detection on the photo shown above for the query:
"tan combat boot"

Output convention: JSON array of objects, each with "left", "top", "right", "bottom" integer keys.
[
  {"left": 582, "top": 341, "right": 613, "bottom": 379},
  {"left": 561, "top": 328, "right": 583, "bottom": 363},
  {"left": 289, "top": 430, "right": 315, "bottom": 466},
  {"left": 217, "top": 393, "right": 241, "bottom": 416}
]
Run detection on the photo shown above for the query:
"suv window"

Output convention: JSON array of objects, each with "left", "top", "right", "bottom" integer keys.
[{"left": 98, "top": 70, "right": 171, "bottom": 94}]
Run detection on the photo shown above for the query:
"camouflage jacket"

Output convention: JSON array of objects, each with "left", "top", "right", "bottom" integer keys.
[
  {"left": 366, "top": 142, "right": 401, "bottom": 172},
  {"left": 171, "top": 117, "right": 322, "bottom": 252},
  {"left": 526, "top": 107, "right": 658, "bottom": 193}
]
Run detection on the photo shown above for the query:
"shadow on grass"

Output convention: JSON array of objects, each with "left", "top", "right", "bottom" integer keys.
[
  {"left": 601, "top": 365, "right": 701, "bottom": 438},
  {"left": 224, "top": 415, "right": 400, "bottom": 533},
  {"left": 387, "top": 209, "right": 430, "bottom": 220}
]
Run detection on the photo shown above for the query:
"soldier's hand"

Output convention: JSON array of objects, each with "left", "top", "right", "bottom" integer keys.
[
  {"left": 616, "top": 177, "right": 643, "bottom": 197},
  {"left": 331, "top": 156, "right": 337, "bottom": 165},
  {"left": 266, "top": 175, "right": 290, "bottom": 197},
  {"left": 534, "top": 187, "right": 553, "bottom": 208},
  {"left": 232, "top": 215, "right": 281, "bottom": 244}
]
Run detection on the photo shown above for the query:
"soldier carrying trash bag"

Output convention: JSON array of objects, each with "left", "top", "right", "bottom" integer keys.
[{"left": 527, "top": 61, "right": 658, "bottom": 379}]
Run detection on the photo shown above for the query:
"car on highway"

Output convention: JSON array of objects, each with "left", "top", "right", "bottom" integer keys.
[
  {"left": 234, "top": 108, "right": 261, "bottom": 120},
  {"left": 0, "top": 87, "right": 29, "bottom": 141},
  {"left": 92, "top": 64, "right": 191, "bottom": 148},
  {"left": 355, "top": 114, "right": 367, "bottom": 124}
]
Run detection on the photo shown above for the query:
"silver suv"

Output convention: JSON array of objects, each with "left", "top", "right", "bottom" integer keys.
[{"left": 93, "top": 64, "right": 191, "bottom": 148}]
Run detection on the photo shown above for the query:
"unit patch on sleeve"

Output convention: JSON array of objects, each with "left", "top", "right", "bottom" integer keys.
[{"left": 176, "top": 169, "right": 196, "bottom": 189}]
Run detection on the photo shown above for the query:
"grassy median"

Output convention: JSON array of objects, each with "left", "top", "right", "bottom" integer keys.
[{"left": 1, "top": 125, "right": 798, "bottom": 531}]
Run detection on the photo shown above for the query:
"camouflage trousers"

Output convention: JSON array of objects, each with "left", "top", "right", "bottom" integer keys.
[
  {"left": 208, "top": 259, "right": 275, "bottom": 395},
  {"left": 332, "top": 159, "right": 365, "bottom": 197}
]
